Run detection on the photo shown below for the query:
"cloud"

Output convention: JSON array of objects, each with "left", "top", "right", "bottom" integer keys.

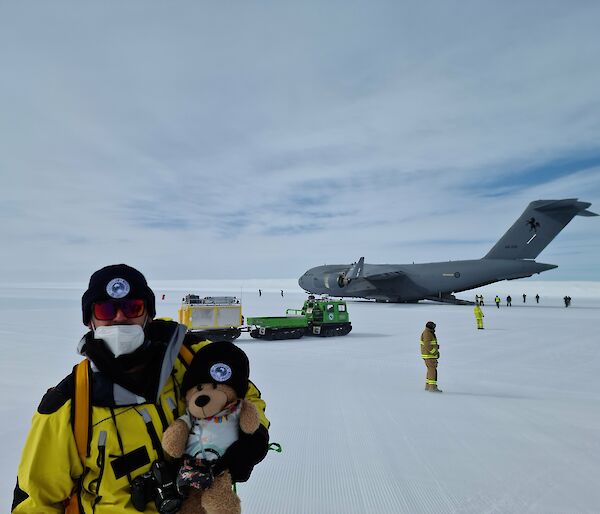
[
  {"left": 477, "top": 153, "right": 600, "bottom": 195},
  {"left": 1, "top": 1, "right": 599, "bottom": 281}
]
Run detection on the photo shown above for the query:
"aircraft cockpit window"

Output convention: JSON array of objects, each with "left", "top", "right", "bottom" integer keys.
[{"left": 338, "top": 304, "right": 346, "bottom": 312}]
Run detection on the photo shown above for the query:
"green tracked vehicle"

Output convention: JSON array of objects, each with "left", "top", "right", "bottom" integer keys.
[{"left": 247, "top": 296, "right": 352, "bottom": 340}]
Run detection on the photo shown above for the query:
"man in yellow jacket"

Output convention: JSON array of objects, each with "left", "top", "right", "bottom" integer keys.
[
  {"left": 474, "top": 304, "right": 484, "bottom": 329},
  {"left": 420, "top": 321, "right": 442, "bottom": 392},
  {"left": 12, "top": 264, "right": 269, "bottom": 513}
]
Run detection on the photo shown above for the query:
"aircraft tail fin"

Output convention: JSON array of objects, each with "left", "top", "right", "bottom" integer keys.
[
  {"left": 345, "top": 257, "right": 365, "bottom": 280},
  {"left": 484, "top": 198, "right": 597, "bottom": 260}
]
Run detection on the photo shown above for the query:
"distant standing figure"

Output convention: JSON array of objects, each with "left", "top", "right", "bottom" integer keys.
[
  {"left": 494, "top": 295, "right": 501, "bottom": 308},
  {"left": 480, "top": 295, "right": 485, "bottom": 306},
  {"left": 523, "top": 294, "right": 527, "bottom": 303},
  {"left": 474, "top": 304, "right": 484, "bottom": 329},
  {"left": 535, "top": 294, "right": 540, "bottom": 304},
  {"left": 563, "top": 296, "right": 568, "bottom": 307},
  {"left": 506, "top": 295, "right": 512, "bottom": 306},
  {"left": 420, "top": 321, "right": 442, "bottom": 392},
  {"left": 475, "top": 294, "right": 479, "bottom": 305},
  {"left": 259, "top": 289, "right": 262, "bottom": 297},
  {"left": 280, "top": 289, "right": 284, "bottom": 297}
]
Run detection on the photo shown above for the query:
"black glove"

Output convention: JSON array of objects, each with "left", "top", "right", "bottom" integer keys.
[{"left": 213, "top": 424, "right": 269, "bottom": 482}]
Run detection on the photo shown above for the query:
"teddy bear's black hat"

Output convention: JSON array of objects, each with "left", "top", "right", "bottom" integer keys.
[{"left": 182, "top": 341, "right": 250, "bottom": 398}]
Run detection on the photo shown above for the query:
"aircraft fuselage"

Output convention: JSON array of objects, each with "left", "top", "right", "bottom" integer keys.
[
  {"left": 298, "top": 199, "right": 596, "bottom": 303},
  {"left": 298, "top": 259, "right": 557, "bottom": 302}
]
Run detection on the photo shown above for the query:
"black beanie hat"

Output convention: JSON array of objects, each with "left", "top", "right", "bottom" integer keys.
[
  {"left": 426, "top": 321, "right": 436, "bottom": 330},
  {"left": 81, "top": 264, "right": 156, "bottom": 325},
  {"left": 181, "top": 342, "right": 250, "bottom": 399}
]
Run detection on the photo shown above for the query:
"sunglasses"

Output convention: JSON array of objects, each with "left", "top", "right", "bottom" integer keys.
[{"left": 92, "top": 299, "right": 146, "bottom": 321}]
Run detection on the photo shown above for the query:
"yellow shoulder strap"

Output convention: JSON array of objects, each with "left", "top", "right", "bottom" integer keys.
[
  {"left": 73, "top": 359, "right": 90, "bottom": 463},
  {"left": 178, "top": 344, "right": 194, "bottom": 366},
  {"left": 65, "top": 360, "right": 89, "bottom": 514}
]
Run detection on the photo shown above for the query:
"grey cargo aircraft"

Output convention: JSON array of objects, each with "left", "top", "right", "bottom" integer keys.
[{"left": 298, "top": 198, "right": 597, "bottom": 303}]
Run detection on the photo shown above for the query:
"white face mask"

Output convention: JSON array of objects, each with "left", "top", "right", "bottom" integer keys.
[{"left": 94, "top": 324, "right": 146, "bottom": 357}]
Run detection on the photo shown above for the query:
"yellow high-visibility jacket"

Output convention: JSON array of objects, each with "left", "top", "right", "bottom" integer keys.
[
  {"left": 474, "top": 305, "right": 484, "bottom": 319},
  {"left": 420, "top": 327, "right": 439, "bottom": 359},
  {"left": 12, "top": 321, "right": 269, "bottom": 513}
]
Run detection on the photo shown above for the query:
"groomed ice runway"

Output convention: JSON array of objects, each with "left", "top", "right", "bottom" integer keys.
[{"left": 2, "top": 280, "right": 599, "bottom": 513}]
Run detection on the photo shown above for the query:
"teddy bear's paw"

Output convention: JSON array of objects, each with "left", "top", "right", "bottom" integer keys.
[
  {"left": 201, "top": 472, "right": 241, "bottom": 514},
  {"left": 179, "top": 490, "right": 207, "bottom": 514},
  {"left": 161, "top": 419, "right": 189, "bottom": 458},
  {"left": 239, "top": 399, "right": 261, "bottom": 434}
]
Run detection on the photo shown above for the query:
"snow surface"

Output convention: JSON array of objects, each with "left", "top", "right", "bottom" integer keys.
[{"left": 2, "top": 280, "right": 600, "bottom": 513}]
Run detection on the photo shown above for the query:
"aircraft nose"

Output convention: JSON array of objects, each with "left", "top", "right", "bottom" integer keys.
[{"left": 298, "top": 272, "right": 309, "bottom": 289}]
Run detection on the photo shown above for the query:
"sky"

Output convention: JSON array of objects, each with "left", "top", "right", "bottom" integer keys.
[{"left": 1, "top": 1, "right": 600, "bottom": 284}]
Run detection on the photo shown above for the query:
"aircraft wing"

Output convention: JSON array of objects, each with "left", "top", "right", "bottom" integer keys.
[
  {"left": 363, "top": 270, "right": 407, "bottom": 281},
  {"left": 342, "top": 258, "right": 406, "bottom": 282}
]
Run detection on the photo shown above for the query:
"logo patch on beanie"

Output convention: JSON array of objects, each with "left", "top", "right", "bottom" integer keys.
[
  {"left": 210, "top": 363, "right": 232, "bottom": 382},
  {"left": 106, "top": 278, "right": 130, "bottom": 299}
]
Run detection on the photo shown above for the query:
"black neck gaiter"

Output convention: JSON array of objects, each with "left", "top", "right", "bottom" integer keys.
[{"left": 82, "top": 332, "right": 167, "bottom": 400}]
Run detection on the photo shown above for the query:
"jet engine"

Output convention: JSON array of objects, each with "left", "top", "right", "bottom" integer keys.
[
  {"left": 337, "top": 272, "right": 350, "bottom": 288},
  {"left": 337, "top": 257, "right": 365, "bottom": 288}
]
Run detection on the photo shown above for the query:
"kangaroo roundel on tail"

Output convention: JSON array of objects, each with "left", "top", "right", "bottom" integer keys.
[{"left": 484, "top": 199, "right": 598, "bottom": 260}]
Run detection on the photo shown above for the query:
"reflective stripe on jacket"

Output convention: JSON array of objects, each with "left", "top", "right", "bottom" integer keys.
[{"left": 420, "top": 328, "right": 439, "bottom": 359}]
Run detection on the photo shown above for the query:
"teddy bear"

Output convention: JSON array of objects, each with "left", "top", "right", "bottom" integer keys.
[{"left": 162, "top": 341, "right": 261, "bottom": 514}]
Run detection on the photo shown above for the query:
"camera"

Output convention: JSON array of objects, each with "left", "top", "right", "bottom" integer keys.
[
  {"left": 176, "top": 458, "right": 214, "bottom": 495},
  {"left": 131, "top": 460, "right": 182, "bottom": 514}
]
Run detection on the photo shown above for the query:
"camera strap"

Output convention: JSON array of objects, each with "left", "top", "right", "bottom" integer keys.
[{"left": 139, "top": 408, "right": 165, "bottom": 460}]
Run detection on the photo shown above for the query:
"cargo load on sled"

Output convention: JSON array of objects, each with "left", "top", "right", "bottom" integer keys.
[{"left": 178, "top": 294, "right": 243, "bottom": 342}]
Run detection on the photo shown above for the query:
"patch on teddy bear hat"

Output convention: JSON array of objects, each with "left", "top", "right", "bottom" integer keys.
[{"left": 210, "top": 363, "right": 232, "bottom": 382}]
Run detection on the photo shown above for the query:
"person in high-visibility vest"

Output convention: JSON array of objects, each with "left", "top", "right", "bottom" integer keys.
[
  {"left": 420, "top": 321, "right": 442, "bottom": 392},
  {"left": 474, "top": 304, "right": 484, "bottom": 329}
]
